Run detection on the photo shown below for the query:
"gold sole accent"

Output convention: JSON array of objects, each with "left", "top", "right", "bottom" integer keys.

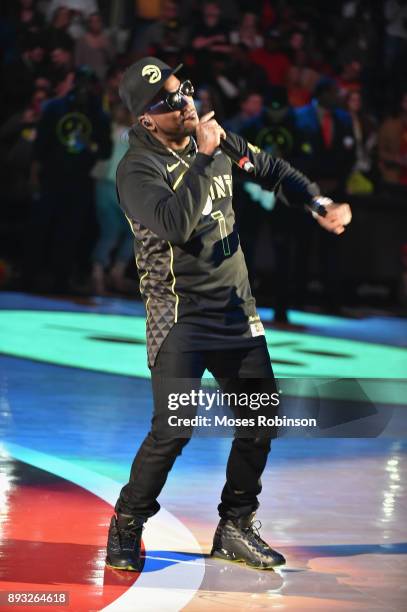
[{"left": 105, "top": 562, "right": 140, "bottom": 572}]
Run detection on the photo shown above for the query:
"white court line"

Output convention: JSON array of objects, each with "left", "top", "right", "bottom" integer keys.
[{"left": 2, "top": 442, "right": 205, "bottom": 612}]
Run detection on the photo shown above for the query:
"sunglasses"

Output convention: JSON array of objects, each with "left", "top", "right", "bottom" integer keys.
[{"left": 147, "top": 80, "right": 195, "bottom": 113}]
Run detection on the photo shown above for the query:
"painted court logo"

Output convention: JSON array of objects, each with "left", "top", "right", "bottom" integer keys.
[{"left": 141, "top": 64, "right": 161, "bottom": 84}]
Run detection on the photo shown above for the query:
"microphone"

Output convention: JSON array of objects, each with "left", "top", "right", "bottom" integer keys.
[{"left": 220, "top": 138, "right": 255, "bottom": 174}]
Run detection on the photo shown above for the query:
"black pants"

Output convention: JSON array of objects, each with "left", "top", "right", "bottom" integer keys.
[{"left": 115, "top": 333, "right": 276, "bottom": 521}]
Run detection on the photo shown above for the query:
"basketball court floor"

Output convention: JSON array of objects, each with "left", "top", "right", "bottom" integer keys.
[{"left": 0, "top": 291, "right": 406, "bottom": 611}]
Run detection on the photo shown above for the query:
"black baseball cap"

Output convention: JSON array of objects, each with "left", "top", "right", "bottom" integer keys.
[{"left": 119, "top": 57, "right": 183, "bottom": 116}]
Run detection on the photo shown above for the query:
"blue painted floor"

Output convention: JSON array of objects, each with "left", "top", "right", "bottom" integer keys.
[{"left": 0, "top": 291, "right": 406, "bottom": 611}]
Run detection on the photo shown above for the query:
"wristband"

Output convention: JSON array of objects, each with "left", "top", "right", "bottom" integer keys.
[{"left": 310, "top": 196, "right": 333, "bottom": 218}]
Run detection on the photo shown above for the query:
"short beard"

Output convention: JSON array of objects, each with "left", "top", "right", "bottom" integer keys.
[
  {"left": 183, "top": 124, "right": 196, "bottom": 136},
  {"left": 162, "top": 123, "right": 195, "bottom": 140}
]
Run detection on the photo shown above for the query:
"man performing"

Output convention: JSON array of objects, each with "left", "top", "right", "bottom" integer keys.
[{"left": 105, "top": 57, "right": 352, "bottom": 571}]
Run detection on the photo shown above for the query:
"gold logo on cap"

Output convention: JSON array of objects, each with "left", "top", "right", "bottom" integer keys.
[{"left": 141, "top": 64, "right": 161, "bottom": 84}]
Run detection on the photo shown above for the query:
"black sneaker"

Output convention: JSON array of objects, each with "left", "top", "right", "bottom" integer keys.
[
  {"left": 105, "top": 513, "right": 144, "bottom": 571},
  {"left": 211, "top": 512, "right": 286, "bottom": 569}
]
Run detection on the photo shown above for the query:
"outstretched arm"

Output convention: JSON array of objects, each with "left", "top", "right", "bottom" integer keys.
[{"left": 225, "top": 130, "right": 352, "bottom": 234}]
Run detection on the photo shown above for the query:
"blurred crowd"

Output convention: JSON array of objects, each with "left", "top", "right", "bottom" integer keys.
[{"left": 0, "top": 0, "right": 406, "bottom": 314}]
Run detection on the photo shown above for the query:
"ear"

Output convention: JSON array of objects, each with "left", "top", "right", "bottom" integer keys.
[{"left": 139, "top": 114, "right": 155, "bottom": 131}]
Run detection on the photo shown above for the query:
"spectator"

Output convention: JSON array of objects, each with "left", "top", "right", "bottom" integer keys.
[
  {"left": 133, "top": 0, "right": 189, "bottom": 60},
  {"left": 24, "top": 66, "right": 111, "bottom": 292},
  {"left": 102, "top": 65, "right": 124, "bottom": 114},
  {"left": 195, "top": 84, "right": 225, "bottom": 121},
  {"left": 0, "top": 90, "right": 44, "bottom": 198},
  {"left": 0, "top": 31, "right": 48, "bottom": 119},
  {"left": 334, "top": 2, "right": 378, "bottom": 70},
  {"left": 179, "top": 0, "right": 240, "bottom": 25},
  {"left": 224, "top": 90, "right": 264, "bottom": 133},
  {"left": 249, "top": 86, "right": 297, "bottom": 158},
  {"left": 285, "top": 48, "right": 320, "bottom": 107},
  {"left": 294, "top": 77, "right": 355, "bottom": 195},
  {"left": 47, "top": 0, "right": 98, "bottom": 20},
  {"left": 43, "top": 6, "right": 75, "bottom": 85},
  {"left": 337, "top": 58, "right": 363, "bottom": 98},
  {"left": 45, "top": 6, "right": 74, "bottom": 54},
  {"left": 191, "top": 0, "right": 230, "bottom": 50},
  {"left": 285, "top": 30, "right": 320, "bottom": 107},
  {"left": 13, "top": 0, "right": 45, "bottom": 41},
  {"left": 377, "top": 90, "right": 407, "bottom": 187},
  {"left": 229, "top": 12, "right": 263, "bottom": 49},
  {"left": 46, "top": 0, "right": 99, "bottom": 39},
  {"left": 250, "top": 29, "right": 291, "bottom": 87},
  {"left": 190, "top": 0, "right": 232, "bottom": 79},
  {"left": 48, "top": 46, "right": 74, "bottom": 87},
  {"left": 20, "top": 33, "right": 48, "bottom": 80},
  {"left": 230, "top": 43, "right": 269, "bottom": 95},
  {"left": 91, "top": 103, "right": 133, "bottom": 294},
  {"left": 75, "top": 12, "right": 114, "bottom": 81},
  {"left": 135, "top": 0, "right": 162, "bottom": 20},
  {"left": 53, "top": 68, "right": 75, "bottom": 97},
  {"left": 294, "top": 77, "right": 356, "bottom": 310},
  {"left": 240, "top": 87, "right": 307, "bottom": 323},
  {"left": 345, "top": 89, "right": 377, "bottom": 194},
  {"left": 257, "top": 0, "right": 277, "bottom": 33},
  {"left": 384, "top": 0, "right": 407, "bottom": 70},
  {"left": 288, "top": 29, "right": 307, "bottom": 54},
  {"left": 0, "top": 83, "right": 49, "bottom": 267},
  {"left": 204, "top": 52, "right": 240, "bottom": 117}
]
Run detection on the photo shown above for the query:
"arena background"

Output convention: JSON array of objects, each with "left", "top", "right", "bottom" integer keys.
[{"left": 0, "top": 1, "right": 406, "bottom": 611}]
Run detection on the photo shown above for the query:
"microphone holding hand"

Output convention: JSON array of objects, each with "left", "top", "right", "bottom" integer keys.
[{"left": 196, "top": 111, "right": 255, "bottom": 173}]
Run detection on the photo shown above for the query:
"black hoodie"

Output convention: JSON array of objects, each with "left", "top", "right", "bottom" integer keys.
[{"left": 117, "top": 124, "right": 320, "bottom": 366}]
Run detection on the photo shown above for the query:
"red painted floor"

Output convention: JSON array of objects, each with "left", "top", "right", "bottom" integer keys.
[{"left": 0, "top": 459, "right": 142, "bottom": 611}]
